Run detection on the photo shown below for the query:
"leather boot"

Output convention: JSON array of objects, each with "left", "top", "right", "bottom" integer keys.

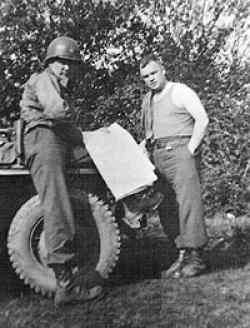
[
  {"left": 52, "top": 263, "right": 103, "bottom": 307},
  {"left": 161, "top": 249, "right": 186, "bottom": 279},
  {"left": 161, "top": 248, "right": 206, "bottom": 279},
  {"left": 181, "top": 249, "right": 206, "bottom": 277}
]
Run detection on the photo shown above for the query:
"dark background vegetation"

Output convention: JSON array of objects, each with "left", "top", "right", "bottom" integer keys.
[{"left": 0, "top": 0, "right": 249, "bottom": 217}]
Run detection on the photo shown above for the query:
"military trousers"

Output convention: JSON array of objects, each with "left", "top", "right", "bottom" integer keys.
[
  {"left": 24, "top": 126, "right": 85, "bottom": 266},
  {"left": 153, "top": 141, "right": 208, "bottom": 249}
]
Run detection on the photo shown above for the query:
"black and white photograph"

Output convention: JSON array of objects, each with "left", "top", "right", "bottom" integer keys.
[{"left": 0, "top": 0, "right": 249, "bottom": 327}]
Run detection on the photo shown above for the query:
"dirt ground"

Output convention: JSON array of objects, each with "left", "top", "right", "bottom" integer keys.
[{"left": 1, "top": 217, "right": 250, "bottom": 328}]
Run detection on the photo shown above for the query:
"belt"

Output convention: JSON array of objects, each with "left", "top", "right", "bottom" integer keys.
[{"left": 154, "top": 136, "right": 190, "bottom": 150}]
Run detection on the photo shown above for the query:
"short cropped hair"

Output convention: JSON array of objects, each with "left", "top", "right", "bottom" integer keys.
[{"left": 140, "top": 53, "right": 163, "bottom": 69}]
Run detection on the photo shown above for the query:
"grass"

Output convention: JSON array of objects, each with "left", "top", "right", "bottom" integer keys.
[{"left": 1, "top": 215, "right": 250, "bottom": 328}]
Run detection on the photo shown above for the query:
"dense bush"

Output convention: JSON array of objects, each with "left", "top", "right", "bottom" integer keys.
[{"left": 0, "top": 0, "right": 249, "bottom": 216}]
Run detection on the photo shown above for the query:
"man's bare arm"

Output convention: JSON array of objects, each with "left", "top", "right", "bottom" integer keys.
[{"left": 173, "top": 84, "right": 209, "bottom": 154}]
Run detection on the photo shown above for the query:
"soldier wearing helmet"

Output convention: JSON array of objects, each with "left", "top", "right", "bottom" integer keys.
[
  {"left": 44, "top": 36, "right": 82, "bottom": 65},
  {"left": 21, "top": 36, "right": 83, "bottom": 132},
  {"left": 20, "top": 36, "right": 103, "bottom": 306}
]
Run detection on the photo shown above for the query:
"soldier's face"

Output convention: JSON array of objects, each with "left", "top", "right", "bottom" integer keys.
[
  {"left": 140, "top": 61, "right": 167, "bottom": 91},
  {"left": 49, "top": 59, "right": 79, "bottom": 83}
]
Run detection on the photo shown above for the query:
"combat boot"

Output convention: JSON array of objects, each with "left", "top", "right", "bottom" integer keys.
[
  {"left": 161, "top": 249, "right": 186, "bottom": 279},
  {"left": 52, "top": 264, "right": 103, "bottom": 307},
  {"left": 161, "top": 248, "right": 206, "bottom": 279},
  {"left": 181, "top": 249, "right": 207, "bottom": 277}
]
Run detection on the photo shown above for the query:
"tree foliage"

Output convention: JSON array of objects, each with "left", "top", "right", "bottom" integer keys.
[{"left": 0, "top": 0, "right": 249, "bottom": 216}]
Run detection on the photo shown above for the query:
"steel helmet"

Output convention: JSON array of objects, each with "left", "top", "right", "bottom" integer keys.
[{"left": 44, "top": 36, "right": 82, "bottom": 65}]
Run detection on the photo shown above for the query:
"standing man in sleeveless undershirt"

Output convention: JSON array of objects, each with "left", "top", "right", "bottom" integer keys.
[{"left": 140, "top": 54, "right": 209, "bottom": 278}]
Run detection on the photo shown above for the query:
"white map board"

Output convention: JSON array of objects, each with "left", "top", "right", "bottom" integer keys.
[{"left": 83, "top": 123, "right": 157, "bottom": 200}]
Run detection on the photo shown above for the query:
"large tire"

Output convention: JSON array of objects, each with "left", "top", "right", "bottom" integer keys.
[{"left": 7, "top": 191, "right": 121, "bottom": 297}]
